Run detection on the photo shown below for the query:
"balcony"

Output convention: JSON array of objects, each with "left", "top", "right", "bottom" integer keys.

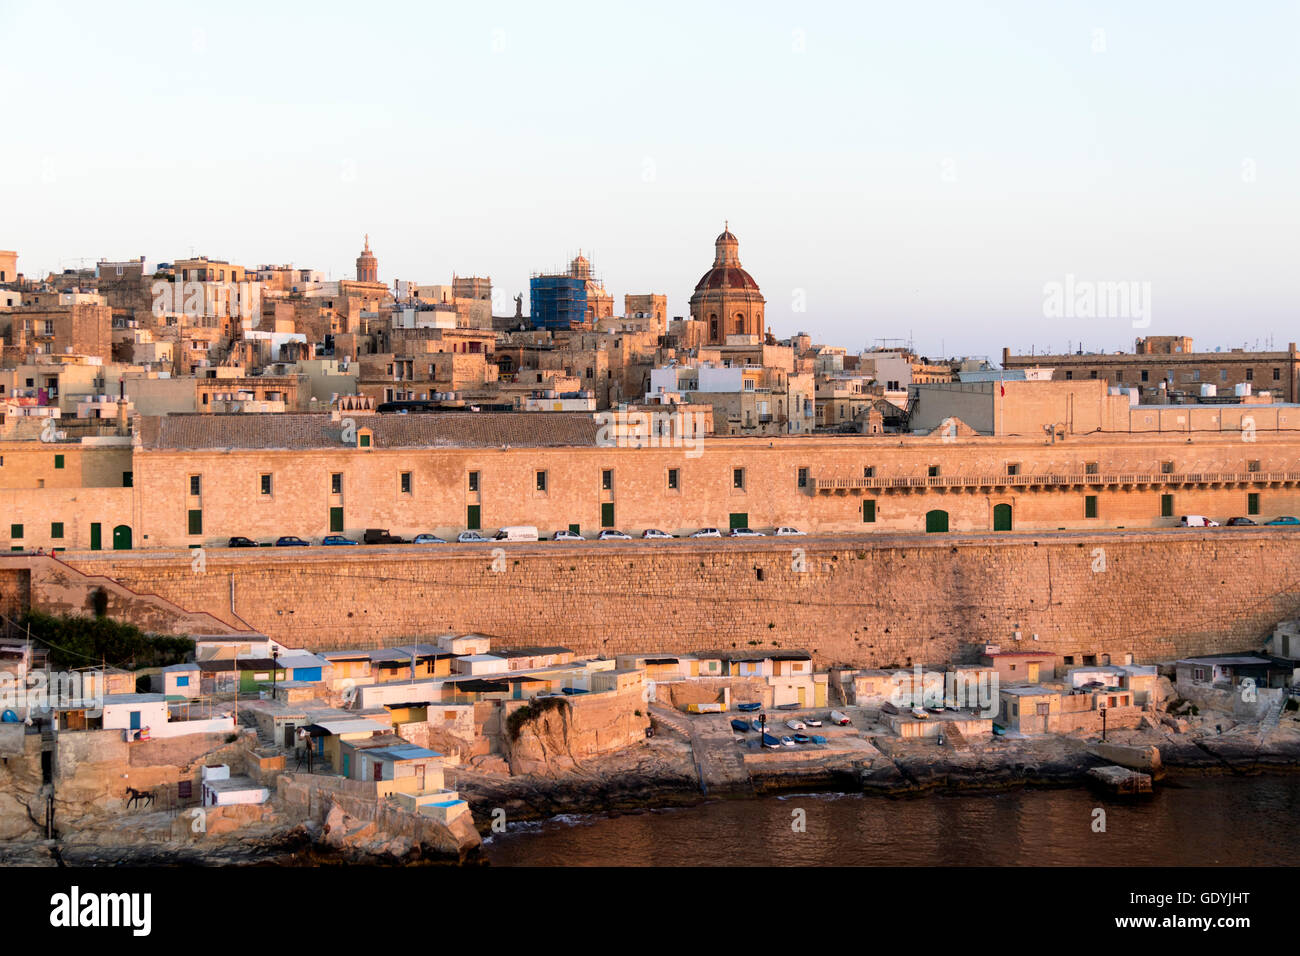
[{"left": 813, "top": 471, "right": 1300, "bottom": 495}]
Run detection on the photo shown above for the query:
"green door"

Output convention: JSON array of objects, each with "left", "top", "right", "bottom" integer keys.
[
  {"left": 993, "top": 503, "right": 1012, "bottom": 531},
  {"left": 112, "top": 525, "right": 132, "bottom": 550},
  {"left": 925, "top": 510, "right": 949, "bottom": 533},
  {"left": 329, "top": 507, "right": 343, "bottom": 533},
  {"left": 89, "top": 523, "right": 102, "bottom": 550},
  {"left": 467, "top": 505, "right": 480, "bottom": 530},
  {"left": 729, "top": 512, "right": 748, "bottom": 530},
  {"left": 600, "top": 503, "right": 615, "bottom": 528},
  {"left": 568, "top": 523, "right": 581, "bottom": 535}
]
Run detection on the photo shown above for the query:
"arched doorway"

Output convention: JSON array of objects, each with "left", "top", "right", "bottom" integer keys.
[
  {"left": 112, "top": 525, "right": 132, "bottom": 550},
  {"left": 993, "top": 503, "right": 1013, "bottom": 531},
  {"left": 925, "top": 510, "right": 949, "bottom": 533}
]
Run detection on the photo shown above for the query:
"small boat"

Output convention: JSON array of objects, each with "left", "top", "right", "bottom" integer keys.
[
  {"left": 776, "top": 702, "right": 799, "bottom": 710},
  {"left": 737, "top": 701, "right": 762, "bottom": 712},
  {"left": 761, "top": 733, "right": 781, "bottom": 749},
  {"left": 810, "top": 734, "right": 827, "bottom": 744},
  {"left": 786, "top": 718, "right": 805, "bottom": 731},
  {"left": 992, "top": 724, "right": 1007, "bottom": 737},
  {"left": 804, "top": 716, "right": 823, "bottom": 727},
  {"left": 730, "top": 718, "right": 751, "bottom": 732},
  {"left": 779, "top": 735, "right": 797, "bottom": 748},
  {"left": 829, "top": 710, "right": 852, "bottom": 726},
  {"left": 793, "top": 732, "right": 811, "bottom": 744},
  {"left": 880, "top": 701, "right": 900, "bottom": 716},
  {"left": 911, "top": 707, "right": 928, "bottom": 719},
  {"left": 750, "top": 719, "right": 764, "bottom": 733}
]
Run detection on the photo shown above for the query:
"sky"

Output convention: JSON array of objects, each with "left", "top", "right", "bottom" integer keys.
[{"left": 1, "top": 0, "right": 1297, "bottom": 359}]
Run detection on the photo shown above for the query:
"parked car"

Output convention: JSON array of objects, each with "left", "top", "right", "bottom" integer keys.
[
  {"left": 774, "top": 527, "right": 806, "bottom": 536},
  {"left": 829, "top": 710, "right": 852, "bottom": 726},
  {"left": 227, "top": 536, "right": 257, "bottom": 548},
  {"left": 321, "top": 535, "right": 358, "bottom": 546},
  {"left": 786, "top": 718, "right": 806, "bottom": 731},
  {"left": 642, "top": 528, "right": 674, "bottom": 539},
  {"left": 1266, "top": 516, "right": 1300, "bottom": 526},
  {"left": 1178, "top": 515, "right": 1220, "bottom": 527},
  {"left": 690, "top": 528, "right": 722, "bottom": 538},
  {"left": 597, "top": 529, "right": 632, "bottom": 540},
  {"left": 552, "top": 529, "right": 585, "bottom": 541},
  {"left": 728, "top": 527, "right": 765, "bottom": 537},
  {"left": 1225, "top": 517, "right": 1257, "bottom": 526},
  {"left": 457, "top": 531, "right": 490, "bottom": 542},
  {"left": 413, "top": 533, "right": 447, "bottom": 544},
  {"left": 275, "top": 536, "right": 309, "bottom": 547},
  {"left": 494, "top": 526, "right": 539, "bottom": 542},
  {"left": 363, "top": 528, "right": 409, "bottom": 544}
]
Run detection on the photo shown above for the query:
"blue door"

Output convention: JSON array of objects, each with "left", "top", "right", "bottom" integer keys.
[
  {"left": 294, "top": 667, "right": 322, "bottom": 683},
  {"left": 129, "top": 711, "right": 141, "bottom": 731},
  {"left": 342, "top": 754, "right": 350, "bottom": 777}
]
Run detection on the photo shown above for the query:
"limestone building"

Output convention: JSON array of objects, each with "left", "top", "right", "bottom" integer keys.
[{"left": 689, "top": 225, "right": 765, "bottom": 345}]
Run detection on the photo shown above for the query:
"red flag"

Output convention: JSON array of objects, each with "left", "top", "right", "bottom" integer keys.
[{"left": 1000, "top": 378, "right": 1005, "bottom": 397}]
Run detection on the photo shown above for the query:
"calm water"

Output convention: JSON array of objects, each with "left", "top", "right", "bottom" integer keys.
[{"left": 482, "top": 775, "right": 1300, "bottom": 866}]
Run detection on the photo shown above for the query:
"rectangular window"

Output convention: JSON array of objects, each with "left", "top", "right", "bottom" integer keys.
[
  {"left": 667, "top": 468, "right": 679, "bottom": 490},
  {"left": 863, "top": 466, "right": 874, "bottom": 478},
  {"left": 187, "top": 510, "right": 202, "bottom": 535},
  {"left": 1085, "top": 461, "right": 1099, "bottom": 475},
  {"left": 733, "top": 468, "right": 745, "bottom": 490},
  {"left": 536, "top": 471, "right": 547, "bottom": 492},
  {"left": 1248, "top": 460, "right": 1260, "bottom": 472},
  {"left": 863, "top": 500, "right": 876, "bottom": 523},
  {"left": 928, "top": 465, "right": 940, "bottom": 477},
  {"left": 797, "top": 467, "right": 808, "bottom": 489},
  {"left": 602, "top": 469, "right": 613, "bottom": 491},
  {"left": 54, "top": 454, "right": 64, "bottom": 469},
  {"left": 1274, "top": 368, "right": 1281, "bottom": 381},
  {"left": 1248, "top": 493, "right": 1260, "bottom": 516},
  {"left": 122, "top": 471, "right": 133, "bottom": 488},
  {"left": 10, "top": 524, "right": 22, "bottom": 539},
  {"left": 1161, "top": 494, "right": 1173, "bottom": 517},
  {"left": 1161, "top": 461, "right": 1174, "bottom": 474},
  {"left": 1006, "top": 463, "right": 1020, "bottom": 476},
  {"left": 1246, "top": 369, "right": 1254, "bottom": 381},
  {"left": 359, "top": 433, "right": 371, "bottom": 448},
  {"left": 189, "top": 475, "right": 201, "bottom": 496},
  {"left": 51, "top": 522, "right": 64, "bottom": 539},
  {"left": 1085, "top": 495, "right": 1097, "bottom": 519},
  {"left": 468, "top": 471, "right": 479, "bottom": 492},
  {"left": 1065, "top": 370, "right": 1073, "bottom": 380},
  {"left": 331, "top": 473, "right": 342, "bottom": 494},
  {"left": 1140, "top": 369, "right": 1149, "bottom": 382},
  {"left": 400, "top": 472, "right": 412, "bottom": 494},
  {"left": 330, "top": 507, "right": 344, "bottom": 532},
  {"left": 260, "top": 474, "right": 272, "bottom": 496}
]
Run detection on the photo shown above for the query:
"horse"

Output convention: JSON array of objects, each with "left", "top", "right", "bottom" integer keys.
[{"left": 125, "top": 786, "right": 155, "bottom": 809}]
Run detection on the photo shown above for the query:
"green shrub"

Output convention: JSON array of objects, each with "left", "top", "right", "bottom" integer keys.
[{"left": 18, "top": 611, "right": 195, "bottom": 670}]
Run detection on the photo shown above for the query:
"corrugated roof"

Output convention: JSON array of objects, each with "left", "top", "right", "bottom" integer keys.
[{"left": 139, "top": 412, "right": 600, "bottom": 451}]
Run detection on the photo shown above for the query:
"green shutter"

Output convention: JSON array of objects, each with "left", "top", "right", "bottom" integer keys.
[
  {"left": 54, "top": 454, "right": 64, "bottom": 469},
  {"left": 864, "top": 500, "right": 877, "bottom": 523},
  {"left": 330, "top": 507, "right": 344, "bottom": 532},
  {"left": 1161, "top": 494, "right": 1173, "bottom": 517},
  {"left": 187, "top": 510, "right": 203, "bottom": 535},
  {"left": 601, "top": 503, "right": 615, "bottom": 528},
  {"left": 51, "top": 522, "right": 64, "bottom": 539},
  {"left": 467, "top": 505, "right": 480, "bottom": 530}
]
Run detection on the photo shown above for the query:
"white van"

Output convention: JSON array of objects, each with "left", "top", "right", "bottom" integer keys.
[
  {"left": 1179, "top": 515, "right": 1220, "bottom": 528},
  {"left": 493, "top": 525, "right": 539, "bottom": 542}
]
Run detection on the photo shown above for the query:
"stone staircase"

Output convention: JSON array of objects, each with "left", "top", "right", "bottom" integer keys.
[{"left": 1259, "top": 694, "right": 1288, "bottom": 735}]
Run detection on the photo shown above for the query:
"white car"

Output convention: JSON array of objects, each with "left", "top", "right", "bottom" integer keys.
[
  {"left": 642, "top": 529, "right": 674, "bottom": 539},
  {"left": 728, "top": 527, "right": 765, "bottom": 537},
  {"left": 785, "top": 718, "right": 805, "bottom": 731},
  {"left": 457, "top": 531, "right": 490, "bottom": 543},
  {"left": 774, "top": 527, "right": 806, "bottom": 536},
  {"left": 552, "top": 529, "right": 585, "bottom": 541},
  {"left": 691, "top": 528, "right": 722, "bottom": 538},
  {"left": 597, "top": 529, "right": 632, "bottom": 540}
]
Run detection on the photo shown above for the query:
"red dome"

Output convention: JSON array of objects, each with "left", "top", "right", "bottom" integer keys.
[{"left": 695, "top": 266, "right": 760, "bottom": 292}]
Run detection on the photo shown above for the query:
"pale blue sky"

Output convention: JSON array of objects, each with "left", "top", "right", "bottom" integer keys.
[{"left": 2, "top": 0, "right": 1296, "bottom": 357}]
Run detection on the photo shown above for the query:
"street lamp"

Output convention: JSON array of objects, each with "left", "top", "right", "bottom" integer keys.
[
  {"left": 271, "top": 646, "right": 279, "bottom": 700},
  {"left": 1100, "top": 703, "right": 1108, "bottom": 742}
]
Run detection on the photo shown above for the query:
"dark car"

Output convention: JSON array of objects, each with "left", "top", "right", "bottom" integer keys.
[
  {"left": 321, "top": 535, "right": 358, "bottom": 545},
  {"left": 275, "top": 536, "right": 310, "bottom": 547},
  {"left": 1225, "top": 517, "right": 1257, "bottom": 526},
  {"left": 363, "top": 528, "right": 409, "bottom": 544},
  {"left": 227, "top": 536, "right": 258, "bottom": 548},
  {"left": 1266, "top": 516, "right": 1300, "bottom": 526}
]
